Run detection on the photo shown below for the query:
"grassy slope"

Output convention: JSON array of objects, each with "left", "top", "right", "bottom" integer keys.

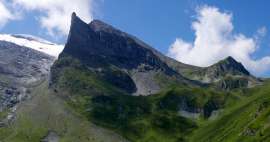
[
  {"left": 51, "top": 54, "right": 270, "bottom": 142},
  {"left": 51, "top": 55, "right": 237, "bottom": 142},
  {"left": 51, "top": 55, "right": 199, "bottom": 142},
  {"left": 0, "top": 81, "right": 128, "bottom": 142},
  {"left": 189, "top": 80, "right": 270, "bottom": 142}
]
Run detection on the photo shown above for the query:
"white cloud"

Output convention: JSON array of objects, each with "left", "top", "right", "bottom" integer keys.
[
  {"left": 12, "top": 0, "right": 95, "bottom": 36},
  {"left": 168, "top": 5, "right": 270, "bottom": 76},
  {"left": 0, "top": 1, "right": 16, "bottom": 28},
  {"left": 257, "top": 26, "right": 267, "bottom": 37}
]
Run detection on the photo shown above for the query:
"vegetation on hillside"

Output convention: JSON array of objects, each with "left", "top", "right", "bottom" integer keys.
[
  {"left": 0, "top": 82, "right": 127, "bottom": 142},
  {"left": 51, "top": 54, "right": 270, "bottom": 142}
]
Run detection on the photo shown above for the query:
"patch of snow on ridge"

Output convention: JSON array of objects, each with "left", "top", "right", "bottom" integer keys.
[
  {"left": 0, "top": 34, "right": 64, "bottom": 57},
  {"left": 11, "top": 34, "right": 54, "bottom": 45}
]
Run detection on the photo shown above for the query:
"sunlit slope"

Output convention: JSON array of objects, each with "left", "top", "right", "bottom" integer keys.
[
  {"left": 0, "top": 81, "right": 128, "bottom": 142},
  {"left": 189, "top": 80, "right": 270, "bottom": 142}
]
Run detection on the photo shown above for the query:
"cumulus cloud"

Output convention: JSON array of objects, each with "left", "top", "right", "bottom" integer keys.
[
  {"left": 12, "top": 0, "right": 95, "bottom": 36},
  {"left": 0, "top": 1, "right": 16, "bottom": 28},
  {"left": 168, "top": 5, "right": 270, "bottom": 76}
]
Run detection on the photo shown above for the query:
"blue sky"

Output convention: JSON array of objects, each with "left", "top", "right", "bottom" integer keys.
[{"left": 0, "top": 0, "right": 270, "bottom": 77}]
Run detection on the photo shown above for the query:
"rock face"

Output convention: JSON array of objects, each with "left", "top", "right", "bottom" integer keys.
[
  {"left": 0, "top": 40, "right": 55, "bottom": 122},
  {"left": 203, "top": 56, "right": 250, "bottom": 81},
  {"left": 52, "top": 13, "right": 260, "bottom": 95},
  {"left": 181, "top": 56, "right": 260, "bottom": 89},
  {"left": 57, "top": 13, "right": 198, "bottom": 95}
]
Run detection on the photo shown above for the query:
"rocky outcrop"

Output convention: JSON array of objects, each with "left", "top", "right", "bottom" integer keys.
[
  {"left": 55, "top": 13, "right": 198, "bottom": 96},
  {"left": 181, "top": 56, "right": 261, "bottom": 89},
  {"left": 203, "top": 56, "right": 250, "bottom": 81}
]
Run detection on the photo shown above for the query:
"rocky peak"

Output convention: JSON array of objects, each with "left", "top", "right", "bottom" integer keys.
[
  {"left": 70, "top": 12, "right": 87, "bottom": 30},
  {"left": 57, "top": 13, "right": 198, "bottom": 95},
  {"left": 212, "top": 56, "right": 250, "bottom": 76},
  {"left": 71, "top": 12, "right": 86, "bottom": 27},
  {"left": 65, "top": 13, "right": 195, "bottom": 73},
  {"left": 219, "top": 56, "right": 241, "bottom": 66},
  {"left": 64, "top": 13, "right": 174, "bottom": 72},
  {"left": 69, "top": 13, "right": 124, "bottom": 41},
  {"left": 224, "top": 56, "right": 237, "bottom": 63},
  {"left": 67, "top": 12, "right": 92, "bottom": 46}
]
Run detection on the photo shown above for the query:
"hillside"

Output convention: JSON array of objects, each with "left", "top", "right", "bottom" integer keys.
[
  {"left": 189, "top": 80, "right": 270, "bottom": 142},
  {"left": 48, "top": 13, "right": 269, "bottom": 142},
  {"left": 0, "top": 35, "right": 128, "bottom": 142},
  {"left": 0, "top": 40, "right": 55, "bottom": 126},
  {"left": 181, "top": 56, "right": 261, "bottom": 90}
]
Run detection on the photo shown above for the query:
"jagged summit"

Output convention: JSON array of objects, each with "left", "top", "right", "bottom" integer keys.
[
  {"left": 71, "top": 12, "right": 76, "bottom": 18},
  {"left": 224, "top": 56, "right": 237, "bottom": 63},
  {"left": 219, "top": 56, "right": 241, "bottom": 66},
  {"left": 70, "top": 12, "right": 120, "bottom": 34},
  {"left": 65, "top": 13, "right": 179, "bottom": 71},
  {"left": 57, "top": 13, "right": 201, "bottom": 95},
  {"left": 212, "top": 56, "right": 250, "bottom": 76},
  {"left": 56, "top": 13, "right": 259, "bottom": 94},
  {"left": 71, "top": 12, "right": 80, "bottom": 25},
  {"left": 66, "top": 13, "right": 194, "bottom": 69},
  {"left": 180, "top": 56, "right": 259, "bottom": 89}
]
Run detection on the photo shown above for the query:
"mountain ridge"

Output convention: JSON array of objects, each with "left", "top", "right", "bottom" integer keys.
[
  {"left": 70, "top": 12, "right": 255, "bottom": 83},
  {"left": 58, "top": 13, "right": 204, "bottom": 96},
  {"left": 55, "top": 13, "right": 259, "bottom": 95}
]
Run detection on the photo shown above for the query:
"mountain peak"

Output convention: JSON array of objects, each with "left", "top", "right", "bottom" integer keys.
[
  {"left": 218, "top": 56, "right": 241, "bottom": 67},
  {"left": 70, "top": 12, "right": 87, "bottom": 28},
  {"left": 221, "top": 56, "right": 238, "bottom": 64},
  {"left": 212, "top": 56, "right": 250, "bottom": 76},
  {"left": 61, "top": 14, "right": 199, "bottom": 95},
  {"left": 71, "top": 12, "right": 77, "bottom": 19}
]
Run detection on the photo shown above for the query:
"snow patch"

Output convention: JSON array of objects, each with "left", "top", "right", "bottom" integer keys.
[{"left": 0, "top": 34, "right": 64, "bottom": 57}]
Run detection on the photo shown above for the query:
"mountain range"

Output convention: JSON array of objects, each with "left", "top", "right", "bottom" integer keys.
[{"left": 0, "top": 13, "right": 269, "bottom": 142}]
